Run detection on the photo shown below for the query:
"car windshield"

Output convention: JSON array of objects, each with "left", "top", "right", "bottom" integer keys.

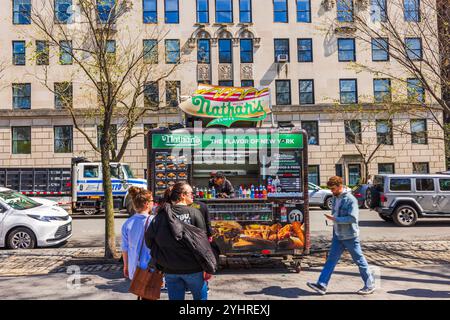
[
  {"left": 308, "top": 183, "right": 320, "bottom": 190},
  {"left": 123, "top": 165, "right": 135, "bottom": 179},
  {"left": 0, "top": 191, "right": 42, "bottom": 210}
]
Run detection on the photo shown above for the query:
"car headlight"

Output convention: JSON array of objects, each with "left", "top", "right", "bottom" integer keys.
[{"left": 27, "top": 214, "right": 54, "bottom": 222}]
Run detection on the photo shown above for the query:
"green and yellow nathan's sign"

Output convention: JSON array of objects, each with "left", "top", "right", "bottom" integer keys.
[
  {"left": 152, "top": 133, "right": 303, "bottom": 150},
  {"left": 179, "top": 84, "right": 272, "bottom": 127}
]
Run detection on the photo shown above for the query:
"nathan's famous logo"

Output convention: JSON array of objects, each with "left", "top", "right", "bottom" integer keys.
[{"left": 180, "top": 85, "right": 271, "bottom": 127}]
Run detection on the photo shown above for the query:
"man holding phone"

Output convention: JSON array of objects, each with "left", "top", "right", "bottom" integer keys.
[{"left": 307, "top": 176, "right": 375, "bottom": 295}]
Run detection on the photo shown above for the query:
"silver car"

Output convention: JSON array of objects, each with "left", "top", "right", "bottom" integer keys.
[
  {"left": 0, "top": 188, "right": 72, "bottom": 249},
  {"left": 370, "top": 174, "right": 450, "bottom": 227},
  {"left": 309, "top": 183, "right": 334, "bottom": 210}
]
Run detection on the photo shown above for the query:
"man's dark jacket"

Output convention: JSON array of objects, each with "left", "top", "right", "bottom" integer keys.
[
  {"left": 145, "top": 204, "right": 218, "bottom": 274},
  {"left": 208, "top": 178, "right": 235, "bottom": 197}
]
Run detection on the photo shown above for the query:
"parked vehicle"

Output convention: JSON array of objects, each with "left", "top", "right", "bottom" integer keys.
[
  {"left": 0, "top": 187, "right": 72, "bottom": 249},
  {"left": 352, "top": 184, "right": 371, "bottom": 209},
  {"left": 0, "top": 157, "right": 147, "bottom": 215},
  {"left": 367, "top": 174, "right": 450, "bottom": 227},
  {"left": 309, "top": 183, "right": 333, "bottom": 210}
]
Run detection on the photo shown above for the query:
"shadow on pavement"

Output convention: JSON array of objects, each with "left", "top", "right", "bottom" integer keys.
[
  {"left": 388, "top": 289, "right": 450, "bottom": 299},
  {"left": 359, "top": 220, "right": 450, "bottom": 228},
  {"left": 244, "top": 286, "right": 315, "bottom": 298},
  {"left": 94, "top": 273, "right": 130, "bottom": 294}
]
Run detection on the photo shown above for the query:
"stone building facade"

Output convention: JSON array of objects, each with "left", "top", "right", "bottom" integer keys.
[{"left": 0, "top": 0, "right": 446, "bottom": 186}]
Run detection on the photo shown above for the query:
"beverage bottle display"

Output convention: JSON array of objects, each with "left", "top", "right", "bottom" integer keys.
[
  {"left": 211, "top": 187, "right": 216, "bottom": 199},
  {"left": 256, "top": 187, "right": 261, "bottom": 199},
  {"left": 238, "top": 186, "right": 243, "bottom": 198},
  {"left": 250, "top": 185, "right": 255, "bottom": 199},
  {"left": 203, "top": 188, "right": 208, "bottom": 199},
  {"left": 199, "top": 188, "right": 204, "bottom": 198},
  {"left": 262, "top": 187, "right": 268, "bottom": 199},
  {"left": 242, "top": 187, "right": 247, "bottom": 198}
]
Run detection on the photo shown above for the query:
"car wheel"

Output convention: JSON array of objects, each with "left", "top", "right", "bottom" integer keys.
[
  {"left": 378, "top": 213, "right": 393, "bottom": 222},
  {"left": 324, "top": 197, "right": 333, "bottom": 210},
  {"left": 7, "top": 227, "right": 37, "bottom": 249},
  {"left": 393, "top": 205, "right": 418, "bottom": 227}
]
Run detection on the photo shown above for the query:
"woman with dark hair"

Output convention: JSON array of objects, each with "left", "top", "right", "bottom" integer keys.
[{"left": 146, "top": 182, "right": 210, "bottom": 300}]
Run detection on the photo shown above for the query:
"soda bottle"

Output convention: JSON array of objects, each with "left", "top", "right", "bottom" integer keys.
[
  {"left": 250, "top": 185, "right": 255, "bottom": 199},
  {"left": 280, "top": 206, "right": 288, "bottom": 223},
  {"left": 199, "top": 188, "right": 204, "bottom": 199},
  {"left": 211, "top": 187, "right": 216, "bottom": 199},
  {"left": 242, "top": 187, "right": 247, "bottom": 198},
  {"left": 195, "top": 187, "right": 200, "bottom": 198},
  {"left": 246, "top": 188, "right": 251, "bottom": 198},
  {"left": 203, "top": 188, "right": 208, "bottom": 199}
]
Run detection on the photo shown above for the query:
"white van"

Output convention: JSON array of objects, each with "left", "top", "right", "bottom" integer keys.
[{"left": 0, "top": 187, "right": 72, "bottom": 249}]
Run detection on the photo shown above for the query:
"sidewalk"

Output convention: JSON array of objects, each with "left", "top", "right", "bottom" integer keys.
[
  {"left": 0, "top": 264, "right": 448, "bottom": 300},
  {"left": 1, "top": 240, "right": 450, "bottom": 276}
]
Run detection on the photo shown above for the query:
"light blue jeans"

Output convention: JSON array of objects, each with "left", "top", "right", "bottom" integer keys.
[
  {"left": 318, "top": 235, "right": 374, "bottom": 289},
  {"left": 165, "top": 272, "right": 208, "bottom": 300}
]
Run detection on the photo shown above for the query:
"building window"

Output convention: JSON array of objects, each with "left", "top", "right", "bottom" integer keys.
[
  {"left": 378, "top": 163, "right": 395, "bottom": 174},
  {"left": 144, "top": 82, "right": 159, "bottom": 109},
  {"left": 13, "top": 0, "right": 31, "bottom": 25},
  {"left": 12, "top": 127, "right": 31, "bottom": 154},
  {"left": 297, "top": 0, "right": 311, "bottom": 23},
  {"left": 55, "top": 0, "right": 73, "bottom": 24},
  {"left": 241, "top": 80, "right": 254, "bottom": 87},
  {"left": 372, "top": 38, "right": 389, "bottom": 61},
  {"left": 302, "top": 120, "right": 319, "bottom": 145},
  {"left": 337, "top": 0, "right": 354, "bottom": 22},
  {"left": 239, "top": 0, "right": 252, "bottom": 23},
  {"left": 240, "top": 39, "right": 253, "bottom": 63},
  {"left": 340, "top": 79, "right": 358, "bottom": 104},
  {"left": 370, "top": 0, "right": 387, "bottom": 22},
  {"left": 218, "top": 80, "right": 234, "bottom": 87},
  {"left": 376, "top": 120, "right": 393, "bottom": 145},
  {"left": 219, "top": 39, "right": 232, "bottom": 63},
  {"left": 143, "top": 0, "right": 157, "bottom": 23},
  {"left": 165, "top": 0, "right": 179, "bottom": 23},
  {"left": 97, "top": 124, "right": 117, "bottom": 150},
  {"left": 348, "top": 164, "right": 361, "bottom": 186},
  {"left": 274, "top": 39, "right": 290, "bottom": 62},
  {"left": 97, "top": 0, "right": 115, "bottom": 24},
  {"left": 308, "top": 165, "right": 320, "bottom": 186},
  {"left": 297, "top": 39, "right": 313, "bottom": 62},
  {"left": 335, "top": 164, "right": 343, "bottom": 178},
  {"left": 407, "top": 78, "right": 425, "bottom": 103},
  {"left": 144, "top": 39, "right": 158, "bottom": 64},
  {"left": 13, "top": 41, "right": 26, "bottom": 66},
  {"left": 12, "top": 83, "right": 31, "bottom": 109},
  {"left": 144, "top": 124, "right": 157, "bottom": 149},
  {"left": 413, "top": 162, "right": 429, "bottom": 174},
  {"left": 166, "top": 81, "right": 180, "bottom": 107},
  {"left": 275, "top": 80, "right": 291, "bottom": 105},
  {"left": 198, "top": 39, "right": 211, "bottom": 64},
  {"left": 106, "top": 40, "right": 116, "bottom": 62},
  {"left": 197, "top": 0, "right": 209, "bottom": 23},
  {"left": 405, "top": 38, "right": 422, "bottom": 61},
  {"left": 36, "top": 41, "right": 50, "bottom": 65},
  {"left": 165, "top": 39, "right": 180, "bottom": 64},
  {"left": 345, "top": 120, "right": 362, "bottom": 144},
  {"left": 216, "top": 0, "right": 233, "bottom": 23},
  {"left": 411, "top": 119, "right": 428, "bottom": 144},
  {"left": 54, "top": 82, "right": 73, "bottom": 109},
  {"left": 273, "top": 0, "right": 288, "bottom": 23},
  {"left": 404, "top": 0, "right": 420, "bottom": 22},
  {"left": 60, "top": 41, "right": 73, "bottom": 65},
  {"left": 299, "top": 80, "right": 314, "bottom": 105},
  {"left": 338, "top": 38, "right": 356, "bottom": 62},
  {"left": 54, "top": 126, "right": 73, "bottom": 153},
  {"left": 373, "top": 79, "right": 391, "bottom": 103}
]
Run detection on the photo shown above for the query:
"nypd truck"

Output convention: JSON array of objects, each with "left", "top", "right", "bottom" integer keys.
[{"left": 0, "top": 157, "right": 147, "bottom": 215}]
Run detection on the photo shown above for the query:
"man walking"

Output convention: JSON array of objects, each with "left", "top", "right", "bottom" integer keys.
[{"left": 307, "top": 176, "right": 375, "bottom": 295}]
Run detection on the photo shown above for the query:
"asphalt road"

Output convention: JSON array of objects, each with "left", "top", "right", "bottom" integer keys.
[{"left": 65, "top": 208, "right": 450, "bottom": 248}]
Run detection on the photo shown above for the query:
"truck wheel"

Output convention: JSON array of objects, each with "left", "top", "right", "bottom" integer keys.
[
  {"left": 7, "top": 227, "right": 37, "bottom": 249},
  {"left": 125, "top": 195, "right": 136, "bottom": 216},
  {"left": 378, "top": 213, "right": 393, "bottom": 222},
  {"left": 393, "top": 205, "right": 418, "bottom": 227},
  {"left": 83, "top": 209, "right": 98, "bottom": 216}
]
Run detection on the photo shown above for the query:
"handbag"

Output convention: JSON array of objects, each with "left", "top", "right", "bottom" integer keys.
[{"left": 128, "top": 216, "right": 164, "bottom": 300}]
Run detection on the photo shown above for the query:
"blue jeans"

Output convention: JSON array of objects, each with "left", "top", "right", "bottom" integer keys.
[
  {"left": 165, "top": 272, "right": 208, "bottom": 300},
  {"left": 318, "top": 236, "right": 374, "bottom": 289}
]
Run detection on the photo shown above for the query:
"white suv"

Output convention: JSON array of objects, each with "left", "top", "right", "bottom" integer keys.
[{"left": 0, "top": 187, "right": 72, "bottom": 249}]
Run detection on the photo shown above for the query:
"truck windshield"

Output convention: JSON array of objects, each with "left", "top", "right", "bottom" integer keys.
[
  {"left": 0, "top": 191, "right": 42, "bottom": 210},
  {"left": 123, "top": 165, "right": 135, "bottom": 179}
]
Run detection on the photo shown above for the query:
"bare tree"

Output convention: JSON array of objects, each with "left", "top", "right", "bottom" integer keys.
[{"left": 27, "top": 0, "right": 180, "bottom": 258}]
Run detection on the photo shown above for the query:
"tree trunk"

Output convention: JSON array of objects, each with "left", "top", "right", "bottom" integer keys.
[
  {"left": 363, "top": 162, "right": 369, "bottom": 184},
  {"left": 101, "top": 148, "right": 117, "bottom": 259}
]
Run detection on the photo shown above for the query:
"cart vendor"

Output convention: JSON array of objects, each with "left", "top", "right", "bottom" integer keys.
[{"left": 208, "top": 172, "right": 235, "bottom": 198}]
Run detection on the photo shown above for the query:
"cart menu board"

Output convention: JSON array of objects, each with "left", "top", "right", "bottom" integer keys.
[
  {"left": 264, "top": 150, "right": 302, "bottom": 197},
  {"left": 153, "top": 151, "right": 189, "bottom": 198}
]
